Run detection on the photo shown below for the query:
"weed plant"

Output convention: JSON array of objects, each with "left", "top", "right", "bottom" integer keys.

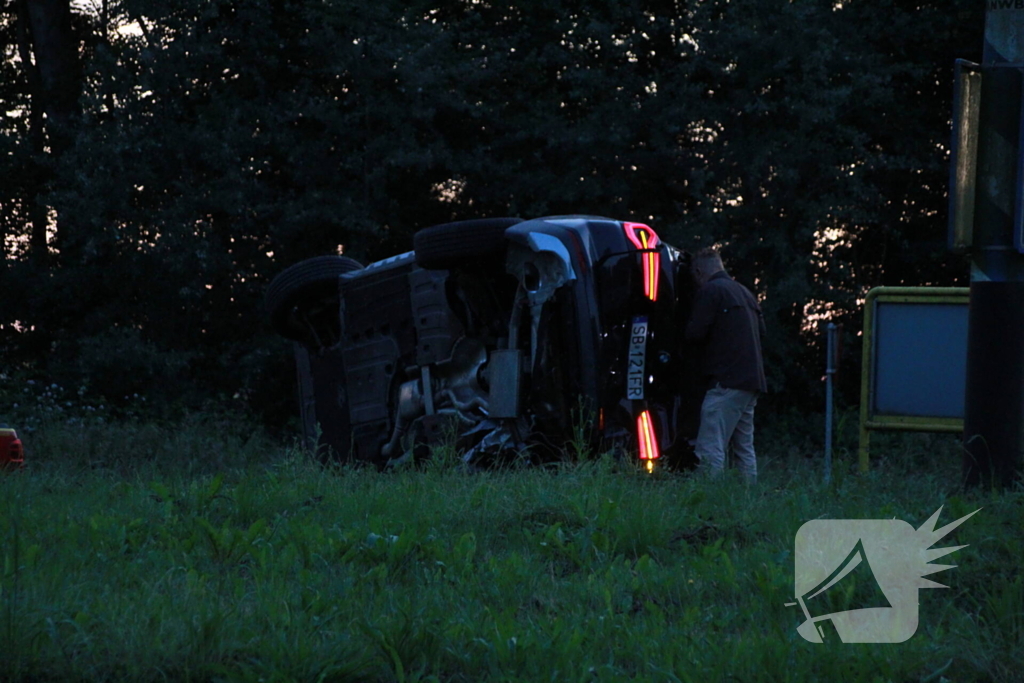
[{"left": 0, "top": 416, "right": 1019, "bottom": 682}]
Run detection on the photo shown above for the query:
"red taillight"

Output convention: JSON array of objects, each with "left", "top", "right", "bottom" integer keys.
[
  {"left": 623, "top": 222, "right": 661, "bottom": 302},
  {"left": 636, "top": 410, "right": 660, "bottom": 462}
]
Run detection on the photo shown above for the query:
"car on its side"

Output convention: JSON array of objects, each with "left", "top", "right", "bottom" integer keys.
[{"left": 266, "top": 215, "right": 703, "bottom": 471}]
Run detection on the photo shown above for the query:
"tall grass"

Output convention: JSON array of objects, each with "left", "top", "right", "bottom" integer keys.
[{"left": 0, "top": 415, "right": 1019, "bottom": 681}]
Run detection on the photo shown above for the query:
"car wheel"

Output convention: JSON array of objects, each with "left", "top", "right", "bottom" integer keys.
[
  {"left": 265, "top": 255, "right": 363, "bottom": 344},
  {"left": 413, "top": 217, "right": 523, "bottom": 270}
]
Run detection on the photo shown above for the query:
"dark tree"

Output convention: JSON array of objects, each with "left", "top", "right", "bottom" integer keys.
[
  {"left": 11, "top": 0, "right": 81, "bottom": 264},
  {"left": 0, "top": 0, "right": 987, "bottom": 418}
]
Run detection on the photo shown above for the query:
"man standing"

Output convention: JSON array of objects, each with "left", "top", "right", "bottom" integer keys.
[{"left": 684, "top": 248, "right": 767, "bottom": 482}]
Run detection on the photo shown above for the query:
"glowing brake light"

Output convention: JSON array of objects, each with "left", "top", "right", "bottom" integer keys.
[
  {"left": 623, "top": 222, "right": 661, "bottom": 301},
  {"left": 636, "top": 410, "right": 660, "bottom": 466}
]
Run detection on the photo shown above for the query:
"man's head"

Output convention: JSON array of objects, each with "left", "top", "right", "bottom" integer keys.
[{"left": 691, "top": 247, "right": 726, "bottom": 287}]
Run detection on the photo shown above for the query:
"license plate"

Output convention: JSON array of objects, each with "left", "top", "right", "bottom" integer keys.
[{"left": 626, "top": 316, "right": 648, "bottom": 399}]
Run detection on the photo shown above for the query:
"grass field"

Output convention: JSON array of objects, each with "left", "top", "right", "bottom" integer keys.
[{"left": 0, "top": 414, "right": 1020, "bottom": 682}]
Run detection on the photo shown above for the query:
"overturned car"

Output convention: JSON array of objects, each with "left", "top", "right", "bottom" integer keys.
[{"left": 266, "top": 216, "right": 703, "bottom": 471}]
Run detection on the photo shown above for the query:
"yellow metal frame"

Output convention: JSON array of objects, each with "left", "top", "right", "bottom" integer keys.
[{"left": 858, "top": 286, "right": 970, "bottom": 472}]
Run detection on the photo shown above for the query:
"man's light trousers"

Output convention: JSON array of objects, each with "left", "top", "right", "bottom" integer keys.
[{"left": 694, "top": 385, "right": 759, "bottom": 482}]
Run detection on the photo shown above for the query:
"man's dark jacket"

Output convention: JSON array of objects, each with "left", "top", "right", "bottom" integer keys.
[{"left": 683, "top": 271, "right": 767, "bottom": 394}]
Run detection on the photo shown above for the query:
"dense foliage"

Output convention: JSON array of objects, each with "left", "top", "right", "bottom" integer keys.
[{"left": 0, "top": 0, "right": 984, "bottom": 419}]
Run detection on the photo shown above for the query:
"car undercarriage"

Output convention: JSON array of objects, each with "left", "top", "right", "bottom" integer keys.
[{"left": 266, "top": 216, "right": 703, "bottom": 471}]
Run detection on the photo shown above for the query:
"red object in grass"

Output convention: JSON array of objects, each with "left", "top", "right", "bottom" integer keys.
[{"left": 0, "top": 426, "right": 24, "bottom": 470}]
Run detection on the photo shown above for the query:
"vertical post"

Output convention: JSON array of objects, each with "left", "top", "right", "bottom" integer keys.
[
  {"left": 825, "top": 323, "right": 836, "bottom": 484},
  {"left": 858, "top": 290, "right": 877, "bottom": 473},
  {"left": 963, "top": 5, "right": 1024, "bottom": 488}
]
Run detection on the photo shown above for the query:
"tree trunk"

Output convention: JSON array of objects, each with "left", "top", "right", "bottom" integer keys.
[
  {"left": 22, "top": 0, "right": 79, "bottom": 153},
  {"left": 15, "top": 0, "right": 80, "bottom": 265}
]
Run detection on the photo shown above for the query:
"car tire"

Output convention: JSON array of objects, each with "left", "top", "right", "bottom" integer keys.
[
  {"left": 266, "top": 255, "right": 363, "bottom": 342},
  {"left": 413, "top": 217, "right": 523, "bottom": 270}
]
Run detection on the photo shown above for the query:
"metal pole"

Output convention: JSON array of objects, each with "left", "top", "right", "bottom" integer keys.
[
  {"left": 858, "top": 293, "right": 876, "bottom": 473},
  {"left": 963, "top": 5, "right": 1024, "bottom": 488},
  {"left": 825, "top": 323, "right": 835, "bottom": 484}
]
